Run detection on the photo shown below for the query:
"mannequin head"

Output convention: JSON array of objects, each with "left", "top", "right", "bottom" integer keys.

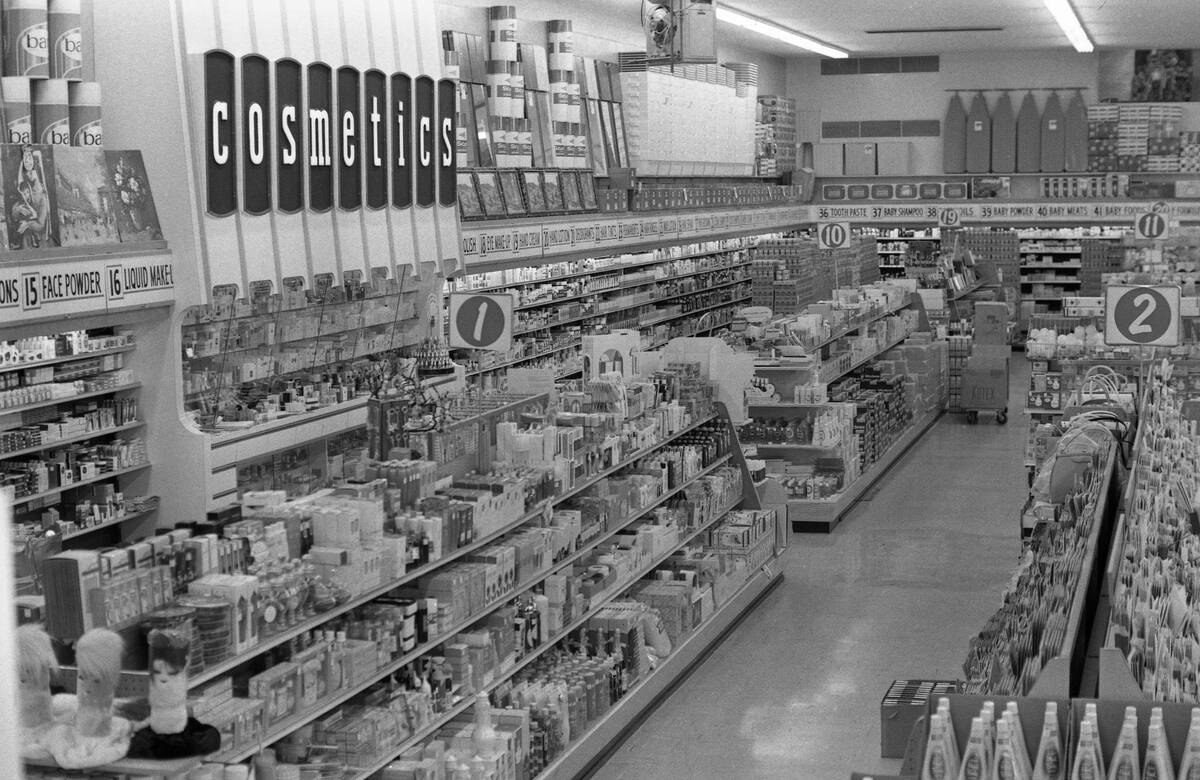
[
  {"left": 74, "top": 628, "right": 125, "bottom": 737},
  {"left": 147, "top": 629, "right": 189, "bottom": 708},
  {"left": 17, "top": 624, "right": 57, "bottom": 726}
]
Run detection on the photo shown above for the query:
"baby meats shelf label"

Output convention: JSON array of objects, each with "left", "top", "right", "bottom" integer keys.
[{"left": 0, "top": 254, "right": 174, "bottom": 314}]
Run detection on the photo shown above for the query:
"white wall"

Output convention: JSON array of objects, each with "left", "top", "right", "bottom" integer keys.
[
  {"left": 787, "top": 50, "right": 1101, "bottom": 175},
  {"left": 437, "top": 0, "right": 788, "bottom": 95}
]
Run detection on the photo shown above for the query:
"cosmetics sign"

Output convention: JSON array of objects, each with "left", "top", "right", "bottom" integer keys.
[{"left": 1105, "top": 284, "right": 1181, "bottom": 347}]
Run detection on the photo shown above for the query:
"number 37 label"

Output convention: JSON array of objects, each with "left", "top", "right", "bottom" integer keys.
[{"left": 1105, "top": 284, "right": 1180, "bottom": 347}]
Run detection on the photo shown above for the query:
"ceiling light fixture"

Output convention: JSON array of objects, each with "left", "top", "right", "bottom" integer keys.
[
  {"left": 1042, "top": 0, "right": 1093, "bottom": 53},
  {"left": 715, "top": 5, "right": 849, "bottom": 59}
]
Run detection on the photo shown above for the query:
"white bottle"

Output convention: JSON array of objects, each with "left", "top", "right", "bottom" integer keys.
[
  {"left": 994, "top": 718, "right": 1030, "bottom": 780},
  {"left": 1107, "top": 711, "right": 1141, "bottom": 780},
  {"left": 959, "top": 716, "right": 991, "bottom": 780},
  {"left": 1084, "top": 703, "right": 1107, "bottom": 778},
  {"left": 1006, "top": 702, "right": 1034, "bottom": 780},
  {"left": 1143, "top": 709, "right": 1175, "bottom": 780},
  {"left": 941, "top": 698, "right": 963, "bottom": 770},
  {"left": 1072, "top": 719, "right": 1104, "bottom": 780},
  {"left": 1033, "top": 702, "right": 1065, "bottom": 780},
  {"left": 924, "top": 712, "right": 956, "bottom": 780},
  {"left": 1177, "top": 708, "right": 1200, "bottom": 780}
]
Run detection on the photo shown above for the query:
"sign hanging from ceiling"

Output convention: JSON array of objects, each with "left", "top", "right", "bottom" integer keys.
[{"left": 203, "top": 49, "right": 456, "bottom": 217}]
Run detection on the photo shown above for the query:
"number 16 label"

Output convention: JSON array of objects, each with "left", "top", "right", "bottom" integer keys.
[{"left": 1105, "top": 284, "right": 1180, "bottom": 347}]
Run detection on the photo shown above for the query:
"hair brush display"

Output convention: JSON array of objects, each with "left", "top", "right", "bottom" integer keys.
[
  {"left": 45, "top": 628, "right": 133, "bottom": 768},
  {"left": 126, "top": 628, "right": 220, "bottom": 759}
]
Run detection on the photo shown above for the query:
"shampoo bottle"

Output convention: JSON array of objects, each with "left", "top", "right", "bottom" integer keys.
[
  {"left": 1006, "top": 702, "right": 1034, "bottom": 780},
  {"left": 959, "top": 716, "right": 991, "bottom": 780},
  {"left": 1178, "top": 708, "right": 1200, "bottom": 780},
  {"left": 1143, "top": 709, "right": 1174, "bottom": 780},
  {"left": 994, "top": 718, "right": 1030, "bottom": 780},
  {"left": 1033, "top": 702, "right": 1065, "bottom": 780},
  {"left": 941, "top": 698, "right": 963, "bottom": 770},
  {"left": 1107, "top": 710, "right": 1140, "bottom": 780},
  {"left": 1085, "top": 703, "right": 1107, "bottom": 777},
  {"left": 1072, "top": 719, "right": 1104, "bottom": 780},
  {"left": 924, "top": 712, "right": 955, "bottom": 780}
]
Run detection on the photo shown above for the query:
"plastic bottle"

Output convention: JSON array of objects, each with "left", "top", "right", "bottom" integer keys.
[
  {"left": 922, "top": 711, "right": 955, "bottom": 780},
  {"left": 1178, "top": 708, "right": 1200, "bottom": 780},
  {"left": 994, "top": 718, "right": 1030, "bottom": 780},
  {"left": 958, "top": 716, "right": 990, "bottom": 780},
  {"left": 1033, "top": 702, "right": 1064, "bottom": 780},
  {"left": 1071, "top": 719, "right": 1103, "bottom": 780},
  {"left": 1106, "top": 710, "right": 1140, "bottom": 780},
  {"left": 1143, "top": 709, "right": 1175, "bottom": 780}
]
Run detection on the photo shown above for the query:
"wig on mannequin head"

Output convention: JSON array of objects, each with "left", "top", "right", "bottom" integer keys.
[
  {"left": 17, "top": 624, "right": 58, "bottom": 757},
  {"left": 73, "top": 628, "right": 125, "bottom": 738},
  {"left": 18, "top": 624, "right": 57, "bottom": 694}
]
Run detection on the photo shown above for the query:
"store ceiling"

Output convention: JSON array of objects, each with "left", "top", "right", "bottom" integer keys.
[{"left": 716, "top": 0, "right": 1200, "bottom": 56}]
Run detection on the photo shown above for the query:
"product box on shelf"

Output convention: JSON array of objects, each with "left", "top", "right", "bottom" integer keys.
[{"left": 880, "top": 679, "right": 962, "bottom": 758}]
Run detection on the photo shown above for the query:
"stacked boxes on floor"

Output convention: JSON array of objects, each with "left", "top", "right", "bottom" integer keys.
[{"left": 750, "top": 236, "right": 883, "bottom": 315}]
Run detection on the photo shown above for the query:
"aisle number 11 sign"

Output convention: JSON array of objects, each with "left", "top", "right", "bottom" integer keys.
[{"left": 1105, "top": 284, "right": 1181, "bottom": 347}]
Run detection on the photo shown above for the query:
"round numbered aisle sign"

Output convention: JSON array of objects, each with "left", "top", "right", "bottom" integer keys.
[
  {"left": 817, "top": 221, "right": 851, "bottom": 250},
  {"left": 937, "top": 208, "right": 962, "bottom": 228},
  {"left": 1134, "top": 210, "right": 1169, "bottom": 241},
  {"left": 1104, "top": 284, "right": 1180, "bottom": 347},
  {"left": 448, "top": 292, "right": 515, "bottom": 352}
]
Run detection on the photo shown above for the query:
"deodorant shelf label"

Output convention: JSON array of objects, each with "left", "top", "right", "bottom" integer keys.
[{"left": 4, "top": 0, "right": 50, "bottom": 78}]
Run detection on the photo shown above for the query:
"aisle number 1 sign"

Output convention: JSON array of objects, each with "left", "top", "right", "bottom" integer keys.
[
  {"left": 449, "top": 293, "right": 514, "bottom": 352},
  {"left": 1104, "top": 284, "right": 1181, "bottom": 347},
  {"left": 817, "top": 221, "right": 851, "bottom": 250}
]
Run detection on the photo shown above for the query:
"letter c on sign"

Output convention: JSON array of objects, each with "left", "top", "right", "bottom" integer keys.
[
  {"left": 420, "top": 116, "right": 431, "bottom": 166},
  {"left": 212, "top": 101, "right": 229, "bottom": 164}
]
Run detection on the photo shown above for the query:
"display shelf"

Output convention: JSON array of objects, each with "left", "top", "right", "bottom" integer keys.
[
  {"left": 215, "top": 447, "right": 739, "bottom": 764},
  {"left": 796, "top": 294, "right": 914, "bottom": 354},
  {"left": 1019, "top": 248, "right": 1083, "bottom": 254},
  {"left": 466, "top": 343, "right": 579, "bottom": 376},
  {"left": 747, "top": 402, "right": 831, "bottom": 413},
  {"left": 877, "top": 250, "right": 909, "bottom": 255},
  {"left": 1021, "top": 279, "right": 1082, "bottom": 285},
  {"left": 947, "top": 280, "right": 986, "bottom": 301},
  {"left": 341, "top": 494, "right": 751, "bottom": 780},
  {"left": 880, "top": 263, "right": 906, "bottom": 269},
  {"left": 1023, "top": 406, "right": 1064, "bottom": 416},
  {"left": 192, "top": 412, "right": 719, "bottom": 691},
  {"left": 25, "top": 754, "right": 206, "bottom": 777},
  {"left": 1021, "top": 262, "right": 1082, "bottom": 270},
  {"left": 0, "top": 344, "right": 136, "bottom": 375},
  {"left": 180, "top": 290, "right": 418, "bottom": 332},
  {"left": 59, "top": 504, "right": 159, "bottom": 541},
  {"left": 820, "top": 329, "right": 916, "bottom": 385},
  {"left": 638, "top": 292, "right": 752, "bottom": 330},
  {"left": 0, "top": 381, "right": 142, "bottom": 420},
  {"left": 534, "top": 561, "right": 783, "bottom": 780},
  {"left": 790, "top": 409, "right": 943, "bottom": 533},
  {"left": 9, "top": 462, "right": 150, "bottom": 510},
  {"left": 454, "top": 245, "right": 749, "bottom": 298},
  {"left": 0, "top": 420, "right": 145, "bottom": 459},
  {"left": 752, "top": 441, "right": 839, "bottom": 453},
  {"left": 182, "top": 319, "right": 397, "bottom": 363}
]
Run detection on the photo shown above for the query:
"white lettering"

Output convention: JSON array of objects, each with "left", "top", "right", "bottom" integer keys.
[
  {"left": 247, "top": 103, "right": 265, "bottom": 165},
  {"left": 212, "top": 101, "right": 229, "bottom": 164},
  {"left": 419, "top": 116, "right": 431, "bottom": 166},
  {"left": 308, "top": 108, "right": 331, "bottom": 166},
  {"left": 395, "top": 100, "right": 406, "bottom": 166},
  {"left": 281, "top": 104, "right": 297, "bottom": 165},
  {"left": 441, "top": 117, "right": 453, "bottom": 167},
  {"left": 370, "top": 96, "right": 382, "bottom": 167},
  {"left": 342, "top": 110, "right": 356, "bottom": 167}
]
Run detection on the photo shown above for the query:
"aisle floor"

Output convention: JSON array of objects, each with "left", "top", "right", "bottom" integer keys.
[{"left": 592, "top": 359, "right": 1032, "bottom": 779}]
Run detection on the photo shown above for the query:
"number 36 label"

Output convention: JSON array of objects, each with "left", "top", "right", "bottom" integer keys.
[{"left": 1105, "top": 284, "right": 1180, "bottom": 347}]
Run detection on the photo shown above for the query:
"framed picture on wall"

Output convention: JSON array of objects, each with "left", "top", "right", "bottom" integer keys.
[
  {"left": 542, "top": 170, "right": 565, "bottom": 212},
  {"left": 521, "top": 170, "right": 547, "bottom": 214},
  {"left": 457, "top": 171, "right": 484, "bottom": 219},
  {"left": 498, "top": 170, "right": 526, "bottom": 216},
  {"left": 578, "top": 173, "right": 598, "bottom": 211},
  {"left": 560, "top": 171, "right": 584, "bottom": 212},
  {"left": 474, "top": 169, "right": 506, "bottom": 218}
]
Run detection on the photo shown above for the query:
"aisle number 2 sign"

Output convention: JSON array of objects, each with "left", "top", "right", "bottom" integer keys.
[
  {"left": 1105, "top": 284, "right": 1180, "bottom": 347},
  {"left": 449, "top": 293, "right": 514, "bottom": 352},
  {"left": 817, "top": 221, "right": 851, "bottom": 250}
]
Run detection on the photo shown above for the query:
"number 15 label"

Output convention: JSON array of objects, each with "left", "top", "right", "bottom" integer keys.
[{"left": 1105, "top": 284, "right": 1180, "bottom": 347}]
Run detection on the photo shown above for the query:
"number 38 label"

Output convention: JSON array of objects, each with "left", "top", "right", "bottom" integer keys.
[{"left": 1105, "top": 284, "right": 1180, "bottom": 347}]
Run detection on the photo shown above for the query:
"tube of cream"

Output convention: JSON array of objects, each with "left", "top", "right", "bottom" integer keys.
[
  {"left": 1177, "top": 708, "right": 1200, "bottom": 780},
  {"left": 1033, "top": 701, "right": 1065, "bottom": 780},
  {"left": 995, "top": 718, "right": 1030, "bottom": 780},
  {"left": 924, "top": 712, "right": 955, "bottom": 780},
  {"left": 959, "top": 716, "right": 991, "bottom": 780},
  {"left": 1073, "top": 719, "right": 1104, "bottom": 780},
  {"left": 1143, "top": 710, "right": 1174, "bottom": 780},
  {"left": 1106, "top": 712, "right": 1140, "bottom": 780}
]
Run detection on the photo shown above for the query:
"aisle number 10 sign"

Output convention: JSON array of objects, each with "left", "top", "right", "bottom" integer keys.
[
  {"left": 1105, "top": 284, "right": 1181, "bottom": 347},
  {"left": 817, "top": 221, "right": 851, "bottom": 250}
]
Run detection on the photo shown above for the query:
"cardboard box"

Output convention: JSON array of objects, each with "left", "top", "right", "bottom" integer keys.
[
  {"left": 972, "top": 302, "right": 1009, "bottom": 345},
  {"left": 880, "top": 679, "right": 960, "bottom": 758}
]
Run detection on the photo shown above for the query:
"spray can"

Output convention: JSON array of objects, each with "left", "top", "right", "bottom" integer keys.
[
  {"left": 48, "top": 0, "right": 82, "bottom": 80},
  {"left": 68, "top": 80, "right": 99, "bottom": 145},
  {"left": 4, "top": 0, "right": 50, "bottom": 78},
  {"left": 2, "top": 77, "right": 32, "bottom": 144},
  {"left": 32, "top": 77, "right": 69, "bottom": 145}
]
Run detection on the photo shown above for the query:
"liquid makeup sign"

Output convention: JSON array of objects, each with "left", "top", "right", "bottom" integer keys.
[{"left": 204, "top": 50, "right": 456, "bottom": 216}]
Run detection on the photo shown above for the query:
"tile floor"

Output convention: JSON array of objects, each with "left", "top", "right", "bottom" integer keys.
[{"left": 591, "top": 359, "right": 1032, "bottom": 779}]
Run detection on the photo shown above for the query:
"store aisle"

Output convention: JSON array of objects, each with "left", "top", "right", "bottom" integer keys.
[{"left": 591, "top": 358, "right": 1032, "bottom": 779}]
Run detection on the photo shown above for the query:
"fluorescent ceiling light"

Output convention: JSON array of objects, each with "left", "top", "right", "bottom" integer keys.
[
  {"left": 716, "top": 5, "right": 849, "bottom": 59},
  {"left": 1042, "top": 0, "right": 1093, "bottom": 53}
]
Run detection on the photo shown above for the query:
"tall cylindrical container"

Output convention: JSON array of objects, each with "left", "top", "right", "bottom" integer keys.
[
  {"left": 4, "top": 0, "right": 50, "bottom": 78},
  {"left": 32, "top": 77, "right": 68, "bottom": 145},
  {"left": 68, "top": 79, "right": 99, "bottom": 145},
  {"left": 486, "top": 59, "right": 511, "bottom": 120},
  {"left": 2, "top": 77, "right": 32, "bottom": 143},
  {"left": 487, "top": 5, "right": 517, "bottom": 62},
  {"left": 48, "top": 0, "right": 81, "bottom": 80}
]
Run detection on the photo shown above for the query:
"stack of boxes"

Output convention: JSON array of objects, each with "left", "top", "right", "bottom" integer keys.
[
  {"left": 1088, "top": 103, "right": 1191, "bottom": 172},
  {"left": 946, "top": 335, "right": 973, "bottom": 414},
  {"left": 1080, "top": 239, "right": 1125, "bottom": 296},
  {"left": 1182, "top": 132, "right": 1200, "bottom": 173},
  {"left": 755, "top": 95, "right": 797, "bottom": 176},
  {"left": 1146, "top": 103, "right": 1185, "bottom": 172},
  {"left": 1086, "top": 104, "right": 1119, "bottom": 172}
]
